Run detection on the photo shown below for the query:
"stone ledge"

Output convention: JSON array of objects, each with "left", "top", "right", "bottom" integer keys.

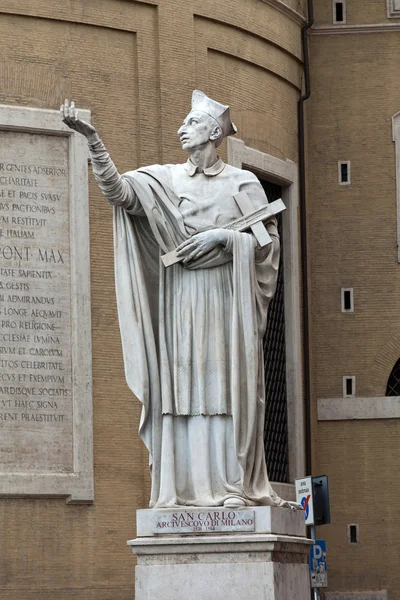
[
  {"left": 317, "top": 397, "right": 400, "bottom": 421},
  {"left": 128, "top": 533, "right": 313, "bottom": 558}
]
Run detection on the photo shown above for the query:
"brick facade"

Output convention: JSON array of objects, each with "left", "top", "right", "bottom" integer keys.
[
  {"left": 0, "top": 1, "right": 304, "bottom": 598},
  {"left": 309, "top": 1, "right": 400, "bottom": 597}
]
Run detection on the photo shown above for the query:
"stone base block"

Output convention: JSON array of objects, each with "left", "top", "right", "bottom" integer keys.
[{"left": 128, "top": 507, "right": 312, "bottom": 600}]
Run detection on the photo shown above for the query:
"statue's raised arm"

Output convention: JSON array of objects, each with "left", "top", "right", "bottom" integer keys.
[{"left": 60, "top": 99, "right": 139, "bottom": 212}]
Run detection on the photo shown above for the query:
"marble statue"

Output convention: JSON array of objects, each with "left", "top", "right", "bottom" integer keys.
[{"left": 61, "top": 91, "right": 299, "bottom": 510}]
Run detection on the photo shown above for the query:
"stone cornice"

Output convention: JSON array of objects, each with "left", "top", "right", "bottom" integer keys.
[
  {"left": 260, "top": 0, "right": 306, "bottom": 25},
  {"left": 312, "top": 22, "right": 400, "bottom": 35},
  {"left": 318, "top": 397, "right": 400, "bottom": 420}
]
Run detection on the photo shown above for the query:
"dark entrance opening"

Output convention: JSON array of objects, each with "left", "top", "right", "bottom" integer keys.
[{"left": 256, "top": 177, "right": 289, "bottom": 483}]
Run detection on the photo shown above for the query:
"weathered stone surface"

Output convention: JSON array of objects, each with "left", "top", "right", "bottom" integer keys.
[{"left": 0, "top": 105, "right": 93, "bottom": 502}]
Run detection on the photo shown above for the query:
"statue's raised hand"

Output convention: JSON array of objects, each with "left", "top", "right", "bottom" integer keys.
[{"left": 60, "top": 99, "right": 98, "bottom": 143}]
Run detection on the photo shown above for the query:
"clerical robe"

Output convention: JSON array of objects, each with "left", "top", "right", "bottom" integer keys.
[{"left": 89, "top": 139, "right": 285, "bottom": 508}]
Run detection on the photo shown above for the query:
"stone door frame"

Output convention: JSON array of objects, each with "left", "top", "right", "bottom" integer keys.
[{"left": 228, "top": 137, "right": 305, "bottom": 489}]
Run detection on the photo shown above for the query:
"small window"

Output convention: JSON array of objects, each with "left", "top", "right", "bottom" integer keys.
[
  {"left": 333, "top": 1, "right": 346, "bottom": 24},
  {"left": 341, "top": 288, "right": 354, "bottom": 313},
  {"left": 338, "top": 160, "right": 351, "bottom": 185},
  {"left": 343, "top": 376, "right": 356, "bottom": 398},
  {"left": 348, "top": 523, "right": 359, "bottom": 544}
]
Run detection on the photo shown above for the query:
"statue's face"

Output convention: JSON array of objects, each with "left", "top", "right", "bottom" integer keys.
[{"left": 177, "top": 110, "right": 219, "bottom": 152}]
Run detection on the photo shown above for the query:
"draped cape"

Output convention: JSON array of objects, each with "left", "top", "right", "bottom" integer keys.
[{"left": 113, "top": 165, "right": 280, "bottom": 506}]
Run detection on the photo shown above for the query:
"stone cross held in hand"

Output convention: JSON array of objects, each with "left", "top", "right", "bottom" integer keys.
[{"left": 161, "top": 191, "right": 286, "bottom": 267}]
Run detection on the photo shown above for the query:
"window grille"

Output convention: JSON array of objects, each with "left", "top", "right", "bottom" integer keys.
[
  {"left": 386, "top": 358, "right": 400, "bottom": 396},
  {"left": 259, "top": 179, "right": 289, "bottom": 483}
]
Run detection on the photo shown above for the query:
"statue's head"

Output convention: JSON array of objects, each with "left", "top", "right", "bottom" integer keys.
[{"left": 177, "top": 90, "right": 237, "bottom": 152}]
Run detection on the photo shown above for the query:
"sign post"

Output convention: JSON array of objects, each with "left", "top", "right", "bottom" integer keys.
[{"left": 296, "top": 475, "right": 330, "bottom": 599}]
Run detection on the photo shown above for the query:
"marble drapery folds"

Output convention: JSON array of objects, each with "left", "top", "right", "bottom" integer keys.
[{"left": 91, "top": 140, "right": 285, "bottom": 507}]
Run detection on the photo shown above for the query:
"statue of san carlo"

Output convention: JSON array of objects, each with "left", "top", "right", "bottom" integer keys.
[{"left": 61, "top": 91, "right": 299, "bottom": 510}]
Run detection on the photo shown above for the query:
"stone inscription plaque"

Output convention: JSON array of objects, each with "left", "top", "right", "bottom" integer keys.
[
  {"left": 153, "top": 509, "right": 255, "bottom": 534},
  {"left": 0, "top": 130, "right": 73, "bottom": 473}
]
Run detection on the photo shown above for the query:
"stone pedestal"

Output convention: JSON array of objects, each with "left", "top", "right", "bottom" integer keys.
[{"left": 128, "top": 507, "right": 312, "bottom": 600}]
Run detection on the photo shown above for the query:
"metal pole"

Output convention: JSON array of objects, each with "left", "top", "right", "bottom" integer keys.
[
  {"left": 298, "top": 0, "right": 314, "bottom": 481},
  {"left": 310, "top": 526, "right": 319, "bottom": 600}
]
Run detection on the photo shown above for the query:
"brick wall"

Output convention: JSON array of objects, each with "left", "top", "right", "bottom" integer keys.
[
  {"left": 308, "top": 1, "right": 400, "bottom": 597},
  {"left": 0, "top": 0, "right": 303, "bottom": 598}
]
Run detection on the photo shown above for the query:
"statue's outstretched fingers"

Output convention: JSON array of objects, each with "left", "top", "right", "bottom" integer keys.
[
  {"left": 63, "top": 99, "right": 72, "bottom": 125},
  {"left": 73, "top": 112, "right": 83, "bottom": 134},
  {"left": 71, "top": 102, "right": 83, "bottom": 129}
]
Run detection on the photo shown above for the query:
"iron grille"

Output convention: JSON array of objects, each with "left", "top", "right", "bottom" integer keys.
[
  {"left": 386, "top": 358, "right": 400, "bottom": 396},
  {"left": 259, "top": 179, "right": 289, "bottom": 483}
]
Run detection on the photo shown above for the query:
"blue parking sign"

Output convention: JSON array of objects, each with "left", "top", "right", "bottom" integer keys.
[{"left": 309, "top": 540, "right": 328, "bottom": 588}]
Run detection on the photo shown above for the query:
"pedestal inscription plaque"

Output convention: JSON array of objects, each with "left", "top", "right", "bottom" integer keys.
[
  {"left": 0, "top": 105, "right": 93, "bottom": 503},
  {"left": 153, "top": 509, "right": 256, "bottom": 534}
]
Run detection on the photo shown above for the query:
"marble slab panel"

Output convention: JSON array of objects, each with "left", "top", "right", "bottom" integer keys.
[
  {"left": 0, "top": 105, "right": 93, "bottom": 503},
  {"left": 0, "top": 130, "right": 73, "bottom": 473},
  {"left": 137, "top": 506, "right": 306, "bottom": 537}
]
